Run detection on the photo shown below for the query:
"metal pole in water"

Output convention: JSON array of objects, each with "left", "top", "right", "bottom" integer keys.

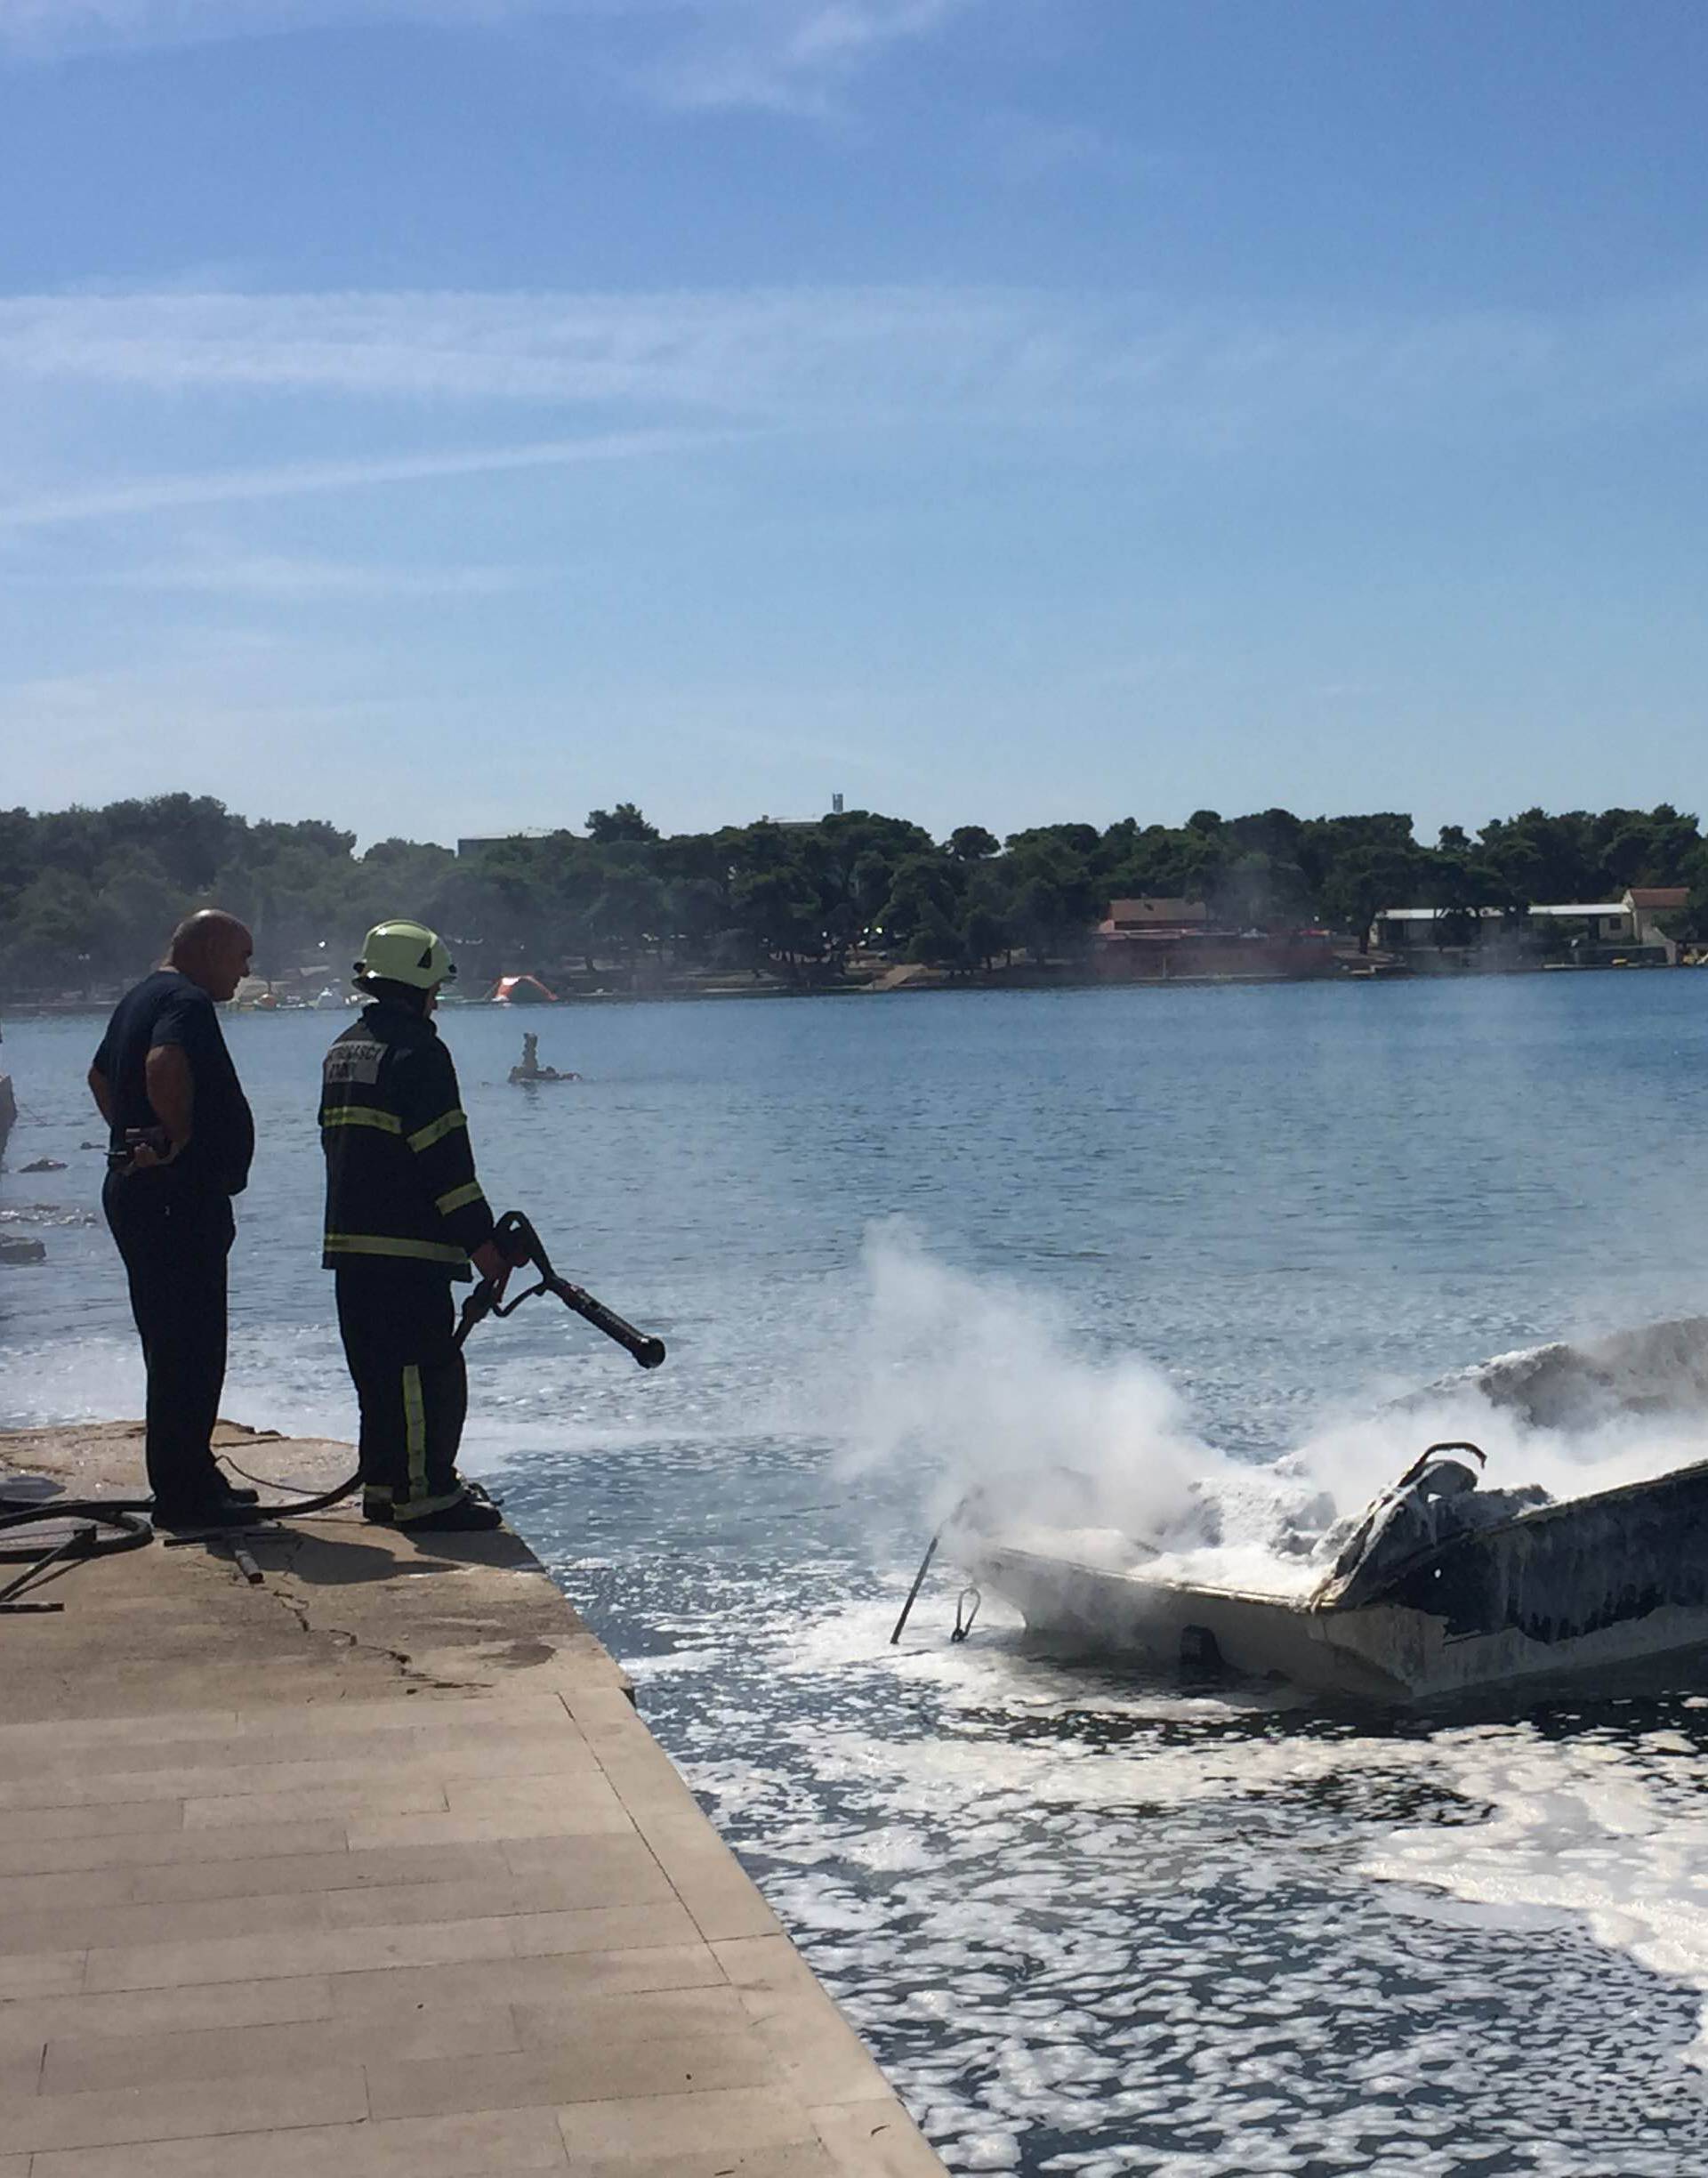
[{"left": 889, "top": 1529, "right": 940, "bottom": 1645}]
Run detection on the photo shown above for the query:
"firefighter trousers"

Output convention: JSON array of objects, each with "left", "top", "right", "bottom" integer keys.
[{"left": 333, "top": 1262, "right": 469, "bottom": 1521}]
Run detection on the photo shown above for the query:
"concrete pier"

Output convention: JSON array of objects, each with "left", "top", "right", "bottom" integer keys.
[{"left": 0, "top": 1424, "right": 945, "bottom": 2178}]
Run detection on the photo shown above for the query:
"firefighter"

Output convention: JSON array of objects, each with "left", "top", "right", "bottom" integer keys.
[{"left": 320, "top": 920, "right": 511, "bottom": 1532}]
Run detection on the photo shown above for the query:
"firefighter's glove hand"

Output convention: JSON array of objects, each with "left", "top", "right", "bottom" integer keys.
[{"left": 472, "top": 1239, "right": 512, "bottom": 1300}]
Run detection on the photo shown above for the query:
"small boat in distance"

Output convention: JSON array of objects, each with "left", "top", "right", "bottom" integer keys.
[{"left": 508, "top": 1031, "right": 580, "bottom": 1085}]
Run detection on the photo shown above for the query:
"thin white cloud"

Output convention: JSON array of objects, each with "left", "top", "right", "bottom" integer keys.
[
  {"left": 0, "top": 286, "right": 1058, "bottom": 413},
  {"left": 107, "top": 552, "right": 537, "bottom": 595},
  {"left": 0, "top": 424, "right": 739, "bottom": 532},
  {"left": 0, "top": 0, "right": 560, "bottom": 57},
  {"left": 0, "top": 0, "right": 981, "bottom": 110},
  {"left": 2, "top": 285, "right": 1707, "bottom": 440},
  {"left": 980, "top": 109, "right": 1142, "bottom": 183},
  {"left": 637, "top": 0, "right": 979, "bottom": 114}
]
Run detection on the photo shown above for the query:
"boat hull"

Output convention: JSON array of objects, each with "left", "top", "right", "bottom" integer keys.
[{"left": 970, "top": 1546, "right": 1409, "bottom": 1698}]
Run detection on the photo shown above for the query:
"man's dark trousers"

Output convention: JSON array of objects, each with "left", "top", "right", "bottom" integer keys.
[
  {"left": 334, "top": 1262, "right": 468, "bottom": 1521},
  {"left": 101, "top": 1171, "right": 234, "bottom": 1511}
]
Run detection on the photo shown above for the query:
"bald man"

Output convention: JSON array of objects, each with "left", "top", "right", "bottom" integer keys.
[{"left": 90, "top": 911, "right": 258, "bottom": 1527}]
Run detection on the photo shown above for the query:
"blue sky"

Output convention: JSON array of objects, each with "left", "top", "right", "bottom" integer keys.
[{"left": 2, "top": 0, "right": 1704, "bottom": 845}]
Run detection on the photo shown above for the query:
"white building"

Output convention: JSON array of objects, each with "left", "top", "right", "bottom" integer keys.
[
  {"left": 1624, "top": 887, "right": 1691, "bottom": 964},
  {"left": 1370, "top": 907, "right": 1509, "bottom": 954},
  {"left": 1522, "top": 903, "right": 1635, "bottom": 944},
  {"left": 1371, "top": 902, "right": 1638, "bottom": 956},
  {"left": 1374, "top": 891, "right": 1690, "bottom": 963}
]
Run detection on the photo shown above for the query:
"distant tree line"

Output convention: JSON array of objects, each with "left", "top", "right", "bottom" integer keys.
[{"left": 1, "top": 794, "right": 1704, "bottom": 997}]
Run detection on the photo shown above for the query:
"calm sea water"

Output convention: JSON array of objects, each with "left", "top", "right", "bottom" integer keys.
[{"left": 5, "top": 975, "right": 1708, "bottom": 2176}]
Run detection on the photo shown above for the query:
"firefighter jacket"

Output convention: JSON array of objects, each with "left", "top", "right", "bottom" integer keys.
[{"left": 319, "top": 1004, "right": 495, "bottom": 1270}]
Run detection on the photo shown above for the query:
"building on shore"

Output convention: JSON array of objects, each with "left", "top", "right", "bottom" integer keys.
[
  {"left": 1101, "top": 897, "right": 1211, "bottom": 935},
  {"left": 1627, "top": 886, "right": 1691, "bottom": 963},
  {"left": 1369, "top": 906, "right": 1509, "bottom": 967},
  {"left": 1370, "top": 889, "right": 1690, "bottom": 969},
  {"left": 1093, "top": 899, "right": 1336, "bottom": 982}
]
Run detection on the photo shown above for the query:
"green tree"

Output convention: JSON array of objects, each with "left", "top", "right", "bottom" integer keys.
[
  {"left": 876, "top": 853, "right": 962, "bottom": 952},
  {"left": 907, "top": 903, "right": 963, "bottom": 967},
  {"left": 1319, "top": 842, "right": 1427, "bottom": 954},
  {"left": 732, "top": 863, "right": 826, "bottom": 979},
  {"left": 947, "top": 824, "right": 1001, "bottom": 863},
  {"left": 92, "top": 849, "right": 182, "bottom": 980},
  {"left": 586, "top": 803, "right": 660, "bottom": 845},
  {"left": 961, "top": 894, "right": 1011, "bottom": 971},
  {"left": 587, "top": 867, "right": 669, "bottom": 971},
  {"left": 1006, "top": 842, "right": 1098, "bottom": 964},
  {"left": 1, "top": 869, "right": 101, "bottom": 990}
]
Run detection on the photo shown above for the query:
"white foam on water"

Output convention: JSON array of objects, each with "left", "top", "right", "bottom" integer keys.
[
  {"left": 648, "top": 1561, "right": 1686, "bottom": 2156},
  {"left": 0, "top": 1330, "right": 146, "bottom": 1428},
  {"left": 1364, "top": 1721, "right": 1708, "bottom": 2067}
]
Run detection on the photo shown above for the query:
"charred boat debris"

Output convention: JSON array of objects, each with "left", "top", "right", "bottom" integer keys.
[{"left": 952, "top": 1320, "right": 1708, "bottom": 1702}]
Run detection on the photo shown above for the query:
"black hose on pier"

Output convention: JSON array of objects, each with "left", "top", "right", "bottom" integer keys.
[{"left": 0, "top": 1493, "right": 154, "bottom": 1609}]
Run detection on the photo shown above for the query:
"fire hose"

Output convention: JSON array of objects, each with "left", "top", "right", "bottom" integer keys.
[
  {"left": 222, "top": 1210, "right": 665, "bottom": 1514},
  {"left": 452, "top": 1211, "right": 667, "bottom": 1368}
]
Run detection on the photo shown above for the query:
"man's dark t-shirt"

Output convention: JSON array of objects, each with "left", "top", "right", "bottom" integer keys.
[{"left": 94, "top": 971, "right": 255, "bottom": 1197}]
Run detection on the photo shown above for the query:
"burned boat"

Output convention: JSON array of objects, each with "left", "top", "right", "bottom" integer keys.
[
  {"left": 957, "top": 1320, "right": 1708, "bottom": 1701},
  {"left": 966, "top": 1447, "right": 1708, "bottom": 1700}
]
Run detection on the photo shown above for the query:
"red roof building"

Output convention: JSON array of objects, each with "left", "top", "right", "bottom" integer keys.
[{"left": 1099, "top": 898, "right": 1210, "bottom": 936}]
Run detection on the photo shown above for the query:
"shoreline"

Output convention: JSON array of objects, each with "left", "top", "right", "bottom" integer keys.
[{"left": 4, "top": 953, "right": 1699, "bottom": 1022}]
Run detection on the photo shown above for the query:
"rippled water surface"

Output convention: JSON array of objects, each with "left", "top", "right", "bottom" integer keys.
[{"left": 6, "top": 976, "right": 1708, "bottom": 2174}]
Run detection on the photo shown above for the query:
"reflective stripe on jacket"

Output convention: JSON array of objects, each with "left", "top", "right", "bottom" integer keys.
[{"left": 319, "top": 1004, "right": 495, "bottom": 1270}]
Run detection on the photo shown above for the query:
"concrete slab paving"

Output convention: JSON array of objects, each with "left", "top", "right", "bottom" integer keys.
[
  {"left": 560, "top": 2148, "right": 836, "bottom": 2178},
  {"left": 318, "top": 1865, "right": 677, "bottom": 1929},
  {"left": 510, "top": 1985, "right": 753, "bottom": 2051},
  {"left": 0, "top": 1979, "right": 337, "bottom": 2053},
  {"left": 39, "top": 2004, "right": 525, "bottom": 2093},
  {"left": 325, "top": 1943, "right": 728, "bottom": 2017},
  {"left": 0, "top": 1876, "right": 136, "bottom": 1920},
  {"left": 0, "top": 1886, "right": 340, "bottom": 1959},
  {"left": 0, "top": 2040, "right": 44, "bottom": 2096},
  {"left": 80, "top": 1910, "right": 544, "bottom": 1992},
  {"left": 123, "top": 1840, "right": 519, "bottom": 1903},
  {"left": 553, "top": 2081, "right": 821, "bottom": 2163},
  {"left": 0, "top": 1819, "right": 354, "bottom": 1881},
  {"left": 366, "top": 2026, "right": 778, "bottom": 2121},
  {"left": 0, "top": 1954, "right": 86, "bottom": 2003},
  {"left": 0, "top": 2064, "right": 371, "bottom": 2155},
  {"left": 1, "top": 1426, "right": 946, "bottom": 2178},
  {"left": 29, "top": 2105, "right": 576, "bottom": 2178}
]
